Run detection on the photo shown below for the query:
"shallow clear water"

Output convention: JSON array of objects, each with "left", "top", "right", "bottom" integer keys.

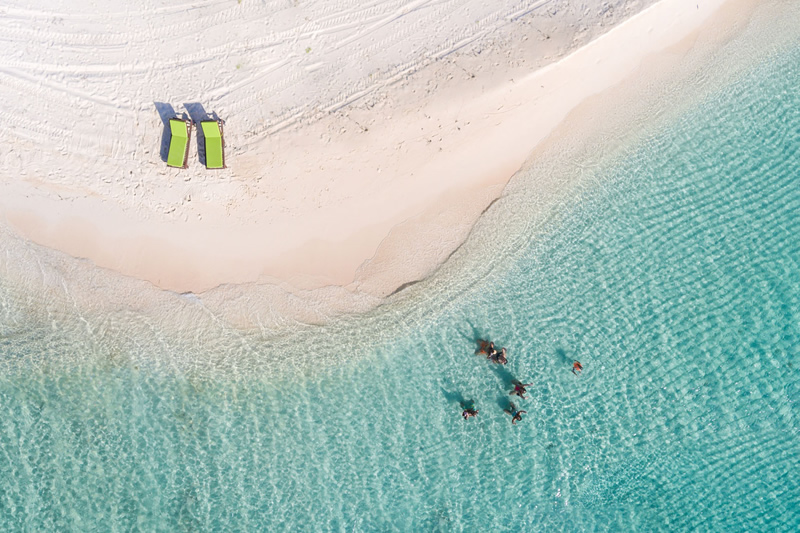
[{"left": 2, "top": 23, "right": 800, "bottom": 533}]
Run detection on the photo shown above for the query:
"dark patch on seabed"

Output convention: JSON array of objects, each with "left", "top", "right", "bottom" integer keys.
[{"left": 389, "top": 279, "right": 422, "bottom": 296}]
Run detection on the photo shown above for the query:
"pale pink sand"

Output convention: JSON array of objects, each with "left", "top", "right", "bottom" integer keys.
[{"left": 0, "top": 0, "right": 736, "bottom": 298}]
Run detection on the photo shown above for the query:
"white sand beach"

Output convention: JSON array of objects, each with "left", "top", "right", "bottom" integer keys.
[{"left": 0, "top": 0, "right": 756, "bottom": 309}]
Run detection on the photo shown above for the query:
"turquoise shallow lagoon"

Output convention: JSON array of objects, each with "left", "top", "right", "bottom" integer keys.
[{"left": 2, "top": 9, "right": 800, "bottom": 533}]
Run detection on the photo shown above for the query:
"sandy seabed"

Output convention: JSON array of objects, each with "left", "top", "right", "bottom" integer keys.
[{"left": 0, "top": 0, "right": 776, "bottom": 331}]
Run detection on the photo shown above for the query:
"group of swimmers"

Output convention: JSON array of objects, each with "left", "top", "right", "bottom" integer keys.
[{"left": 460, "top": 339, "right": 583, "bottom": 425}]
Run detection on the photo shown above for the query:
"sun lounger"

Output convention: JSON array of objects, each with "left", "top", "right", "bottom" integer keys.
[
  {"left": 167, "top": 118, "right": 191, "bottom": 168},
  {"left": 201, "top": 120, "right": 225, "bottom": 169}
]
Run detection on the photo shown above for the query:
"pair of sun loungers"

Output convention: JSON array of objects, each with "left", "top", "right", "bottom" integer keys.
[{"left": 167, "top": 118, "right": 225, "bottom": 169}]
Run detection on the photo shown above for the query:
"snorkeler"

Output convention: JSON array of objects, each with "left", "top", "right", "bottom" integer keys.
[
  {"left": 461, "top": 400, "right": 479, "bottom": 420},
  {"left": 505, "top": 402, "right": 527, "bottom": 425},
  {"left": 509, "top": 381, "right": 533, "bottom": 399},
  {"left": 572, "top": 361, "right": 583, "bottom": 375}
]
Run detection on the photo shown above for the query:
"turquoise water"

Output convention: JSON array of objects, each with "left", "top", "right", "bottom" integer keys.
[{"left": 2, "top": 25, "right": 800, "bottom": 533}]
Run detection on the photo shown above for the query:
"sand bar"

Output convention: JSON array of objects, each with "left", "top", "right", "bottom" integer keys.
[{"left": 0, "top": 0, "right": 738, "bottom": 297}]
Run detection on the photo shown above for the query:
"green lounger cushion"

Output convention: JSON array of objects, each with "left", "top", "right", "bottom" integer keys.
[
  {"left": 201, "top": 121, "right": 224, "bottom": 169},
  {"left": 167, "top": 119, "right": 189, "bottom": 168}
]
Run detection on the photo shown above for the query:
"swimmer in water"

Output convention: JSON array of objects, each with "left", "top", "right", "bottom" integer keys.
[
  {"left": 461, "top": 400, "right": 479, "bottom": 420},
  {"left": 476, "top": 340, "right": 494, "bottom": 358},
  {"left": 505, "top": 402, "right": 527, "bottom": 425},
  {"left": 492, "top": 347, "right": 508, "bottom": 365},
  {"left": 572, "top": 361, "right": 583, "bottom": 375},
  {"left": 509, "top": 381, "right": 533, "bottom": 399},
  {"left": 486, "top": 342, "right": 498, "bottom": 359}
]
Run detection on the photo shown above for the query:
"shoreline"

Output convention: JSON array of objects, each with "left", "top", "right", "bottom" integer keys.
[
  {"left": 0, "top": 0, "right": 786, "bottom": 332},
  {"left": 0, "top": 0, "right": 794, "bottom": 376},
  {"left": 1, "top": 0, "right": 706, "bottom": 297}
]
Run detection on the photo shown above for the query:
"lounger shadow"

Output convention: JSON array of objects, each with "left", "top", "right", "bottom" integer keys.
[{"left": 154, "top": 102, "right": 177, "bottom": 162}]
